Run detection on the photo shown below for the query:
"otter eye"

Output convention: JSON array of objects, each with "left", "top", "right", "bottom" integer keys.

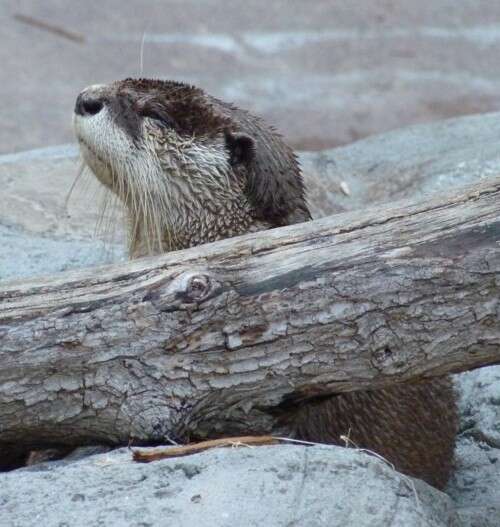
[{"left": 140, "top": 107, "right": 175, "bottom": 128}]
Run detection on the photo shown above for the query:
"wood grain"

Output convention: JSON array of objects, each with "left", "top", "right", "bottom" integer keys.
[{"left": 1, "top": 176, "right": 500, "bottom": 450}]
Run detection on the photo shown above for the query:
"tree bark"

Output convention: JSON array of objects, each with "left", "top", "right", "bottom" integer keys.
[{"left": 1, "top": 177, "right": 500, "bottom": 450}]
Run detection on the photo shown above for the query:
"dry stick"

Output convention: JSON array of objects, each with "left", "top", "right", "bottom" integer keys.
[
  {"left": 133, "top": 435, "right": 279, "bottom": 462},
  {"left": 13, "top": 14, "right": 85, "bottom": 43}
]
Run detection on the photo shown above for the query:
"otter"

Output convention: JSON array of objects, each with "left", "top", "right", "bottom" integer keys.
[{"left": 73, "top": 78, "right": 458, "bottom": 489}]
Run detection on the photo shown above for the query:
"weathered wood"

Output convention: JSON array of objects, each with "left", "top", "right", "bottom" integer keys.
[
  {"left": 1, "top": 177, "right": 500, "bottom": 450},
  {"left": 133, "top": 436, "right": 279, "bottom": 462}
]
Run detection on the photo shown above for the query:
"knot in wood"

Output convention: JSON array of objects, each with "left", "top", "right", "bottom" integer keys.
[
  {"left": 370, "top": 327, "right": 406, "bottom": 373},
  {"left": 186, "top": 274, "right": 211, "bottom": 301},
  {"left": 372, "top": 346, "right": 393, "bottom": 367},
  {"left": 144, "top": 271, "right": 220, "bottom": 312},
  {"left": 168, "top": 271, "right": 219, "bottom": 305}
]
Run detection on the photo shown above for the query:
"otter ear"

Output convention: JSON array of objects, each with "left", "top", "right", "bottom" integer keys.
[{"left": 224, "top": 130, "right": 255, "bottom": 166}]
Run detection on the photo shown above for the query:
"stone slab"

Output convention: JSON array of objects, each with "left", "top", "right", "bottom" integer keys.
[{"left": 0, "top": 445, "right": 461, "bottom": 527}]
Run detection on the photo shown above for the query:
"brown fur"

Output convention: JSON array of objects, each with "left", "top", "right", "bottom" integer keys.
[
  {"left": 287, "top": 379, "right": 457, "bottom": 489},
  {"left": 73, "top": 78, "right": 458, "bottom": 488}
]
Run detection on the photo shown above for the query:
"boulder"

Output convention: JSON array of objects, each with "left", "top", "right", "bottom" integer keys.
[
  {"left": 5, "top": 2, "right": 500, "bottom": 154},
  {"left": 0, "top": 445, "right": 460, "bottom": 527},
  {"left": 448, "top": 368, "right": 500, "bottom": 526}
]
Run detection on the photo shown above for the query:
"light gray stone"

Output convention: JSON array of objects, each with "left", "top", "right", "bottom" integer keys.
[
  {"left": 0, "top": 145, "right": 125, "bottom": 281},
  {"left": 447, "top": 367, "right": 500, "bottom": 526},
  {"left": 302, "top": 111, "right": 500, "bottom": 218},
  {"left": 4, "top": 1, "right": 500, "bottom": 154},
  {"left": 0, "top": 445, "right": 461, "bottom": 527},
  {"left": 0, "top": 223, "right": 122, "bottom": 282}
]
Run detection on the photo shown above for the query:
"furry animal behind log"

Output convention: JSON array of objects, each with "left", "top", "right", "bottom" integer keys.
[{"left": 73, "top": 78, "right": 458, "bottom": 489}]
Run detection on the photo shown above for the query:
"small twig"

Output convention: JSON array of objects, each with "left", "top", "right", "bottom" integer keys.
[
  {"left": 14, "top": 13, "right": 85, "bottom": 43},
  {"left": 133, "top": 435, "right": 278, "bottom": 462}
]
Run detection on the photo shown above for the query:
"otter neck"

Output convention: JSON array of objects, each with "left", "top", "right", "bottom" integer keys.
[
  {"left": 128, "top": 190, "right": 262, "bottom": 257},
  {"left": 123, "top": 141, "right": 268, "bottom": 257}
]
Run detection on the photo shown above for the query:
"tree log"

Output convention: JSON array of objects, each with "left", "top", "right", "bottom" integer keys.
[{"left": 1, "top": 177, "right": 500, "bottom": 450}]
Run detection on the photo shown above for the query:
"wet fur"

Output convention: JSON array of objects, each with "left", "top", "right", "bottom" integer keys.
[{"left": 74, "top": 78, "right": 458, "bottom": 489}]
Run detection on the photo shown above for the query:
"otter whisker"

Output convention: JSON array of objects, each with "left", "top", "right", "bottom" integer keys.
[
  {"left": 139, "top": 31, "right": 146, "bottom": 77},
  {"left": 64, "top": 159, "right": 86, "bottom": 213}
]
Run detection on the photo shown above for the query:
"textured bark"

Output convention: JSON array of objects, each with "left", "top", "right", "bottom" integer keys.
[{"left": 1, "top": 177, "right": 500, "bottom": 450}]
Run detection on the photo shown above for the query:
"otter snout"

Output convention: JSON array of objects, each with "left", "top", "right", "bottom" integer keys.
[
  {"left": 74, "top": 84, "right": 108, "bottom": 117},
  {"left": 75, "top": 93, "right": 103, "bottom": 116}
]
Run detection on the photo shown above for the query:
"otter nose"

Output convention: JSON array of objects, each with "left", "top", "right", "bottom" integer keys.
[{"left": 75, "top": 93, "right": 104, "bottom": 116}]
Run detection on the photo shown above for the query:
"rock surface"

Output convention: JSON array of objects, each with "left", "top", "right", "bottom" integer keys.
[
  {"left": 3, "top": 1, "right": 500, "bottom": 154},
  {"left": 303, "top": 111, "right": 500, "bottom": 217},
  {"left": 448, "top": 369, "right": 500, "bottom": 526},
  {"left": 0, "top": 445, "right": 461, "bottom": 527},
  {"left": 0, "top": 145, "right": 125, "bottom": 282}
]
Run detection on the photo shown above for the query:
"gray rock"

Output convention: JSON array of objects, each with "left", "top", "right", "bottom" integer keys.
[
  {"left": 0, "top": 144, "right": 125, "bottom": 281},
  {"left": 447, "top": 367, "right": 500, "bottom": 526},
  {"left": 0, "top": 223, "right": 122, "bottom": 282},
  {"left": 5, "top": 1, "right": 500, "bottom": 154},
  {"left": 302, "top": 111, "right": 500, "bottom": 218},
  {"left": 0, "top": 445, "right": 461, "bottom": 527}
]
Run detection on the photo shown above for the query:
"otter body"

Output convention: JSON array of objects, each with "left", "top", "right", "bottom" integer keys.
[{"left": 73, "top": 78, "right": 458, "bottom": 489}]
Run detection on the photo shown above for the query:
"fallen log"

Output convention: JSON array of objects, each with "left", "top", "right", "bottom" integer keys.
[{"left": 1, "top": 177, "right": 500, "bottom": 451}]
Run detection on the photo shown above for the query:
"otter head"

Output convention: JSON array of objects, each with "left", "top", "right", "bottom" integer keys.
[{"left": 73, "top": 78, "right": 310, "bottom": 256}]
